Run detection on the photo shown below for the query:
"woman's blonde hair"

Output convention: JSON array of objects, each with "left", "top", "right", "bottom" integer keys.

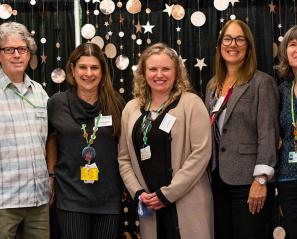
[
  {"left": 276, "top": 25, "right": 297, "bottom": 79},
  {"left": 210, "top": 19, "right": 257, "bottom": 91},
  {"left": 133, "top": 42, "right": 192, "bottom": 107}
]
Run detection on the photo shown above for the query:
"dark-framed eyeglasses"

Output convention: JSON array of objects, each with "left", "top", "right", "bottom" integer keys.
[
  {"left": 0, "top": 46, "right": 29, "bottom": 55},
  {"left": 221, "top": 35, "right": 247, "bottom": 47}
]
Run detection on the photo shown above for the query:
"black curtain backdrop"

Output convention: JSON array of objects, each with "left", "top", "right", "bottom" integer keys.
[
  {"left": 0, "top": 1, "right": 296, "bottom": 239},
  {"left": 0, "top": 0, "right": 295, "bottom": 99},
  {"left": 0, "top": 0, "right": 75, "bottom": 96},
  {"left": 80, "top": 0, "right": 296, "bottom": 101}
]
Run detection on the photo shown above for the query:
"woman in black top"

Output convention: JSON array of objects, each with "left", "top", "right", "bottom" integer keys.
[{"left": 47, "top": 43, "right": 124, "bottom": 239}]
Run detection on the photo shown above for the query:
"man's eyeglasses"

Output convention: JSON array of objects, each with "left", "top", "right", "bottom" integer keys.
[
  {"left": 0, "top": 47, "right": 29, "bottom": 55},
  {"left": 221, "top": 35, "right": 247, "bottom": 47}
]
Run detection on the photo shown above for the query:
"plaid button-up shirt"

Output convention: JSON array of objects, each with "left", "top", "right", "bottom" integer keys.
[{"left": 0, "top": 67, "right": 50, "bottom": 209}]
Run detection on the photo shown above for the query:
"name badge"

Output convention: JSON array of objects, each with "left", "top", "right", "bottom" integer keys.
[
  {"left": 159, "top": 113, "right": 176, "bottom": 133},
  {"left": 98, "top": 115, "right": 112, "bottom": 127},
  {"left": 212, "top": 97, "right": 224, "bottom": 113},
  {"left": 289, "top": 152, "right": 297, "bottom": 163},
  {"left": 36, "top": 108, "right": 47, "bottom": 118},
  {"left": 140, "top": 145, "right": 151, "bottom": 161},
  {"left": 81, "top": 163, "right": 99, "bottom": 183}
]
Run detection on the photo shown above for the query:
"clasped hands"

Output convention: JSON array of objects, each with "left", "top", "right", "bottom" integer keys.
[{"left": 140, "top": 192, "right": 165, "bottom": 210}]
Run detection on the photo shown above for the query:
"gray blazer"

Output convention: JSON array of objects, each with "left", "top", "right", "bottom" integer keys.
[{"left": 205, "top": 70, "right": 279, "bottom": 185}]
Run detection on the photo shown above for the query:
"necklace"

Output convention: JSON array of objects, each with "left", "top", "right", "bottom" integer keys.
[{"left": 81, "top": 113, "right": 102, "bottom": 164}]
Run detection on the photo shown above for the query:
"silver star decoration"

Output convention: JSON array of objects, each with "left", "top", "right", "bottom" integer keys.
[
  {"left": 142, "top": 21, "right": 155, "bottom": 34},
  {"left": 176, "top": 26, "right": 181, "bottom": 32},
  {"left": 104, "top": 21, "right": 109, "bottom": 26},
  {"left": 57, "top": 56, "right": 61, "bottom": 61},
  {"left": 42, "top": 82, "right": 47, "bottom": 87},
  {"left": 179, "top": 55, "right": 187, "bottom": 64},
  {"left": 194, "top": 58, "right": 207, "bottom": 71},
  {"left": 220, "top": 18, "right": 225, "bottom": 23},
  {"left": 163, "top": 4, "right": 173, "bottom": 16},
  {"left": 229, "top": 0, "right": 239, "bottom": 6},
  {"left": 108, "top": 31, "right": 113, "bottom": 36},
  {"left": 120, "top": 45, "right": 123, "bottom": 50}
]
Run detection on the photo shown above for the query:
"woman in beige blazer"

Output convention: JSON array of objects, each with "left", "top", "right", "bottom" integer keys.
[
  {"left": 118, "top": 43, "right": 213, "bottom": 239},
  {"left": 205, "top": 20, "right": 279, "bottom": 239}
]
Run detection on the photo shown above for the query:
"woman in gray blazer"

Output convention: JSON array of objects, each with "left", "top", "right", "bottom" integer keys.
[{"left": 205, "top": 19, "right": 279, "bottom": 239}]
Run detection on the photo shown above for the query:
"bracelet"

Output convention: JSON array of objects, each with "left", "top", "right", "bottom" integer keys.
[{"left": 49, "top": 173, "right": 55, "bottom": 178}]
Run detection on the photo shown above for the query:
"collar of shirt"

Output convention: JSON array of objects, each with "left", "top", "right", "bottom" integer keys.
[{"left": 0, "top": 66, "right": 33, "bottom": 91}]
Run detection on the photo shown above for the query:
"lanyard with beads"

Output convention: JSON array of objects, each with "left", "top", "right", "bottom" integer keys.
[{"left": 80, "top": 113, "right": 102, "bottom": 164}]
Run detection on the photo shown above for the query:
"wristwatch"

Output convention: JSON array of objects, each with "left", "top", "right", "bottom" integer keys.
[{"left": 254, "top": 176, "right": 267, "bottom": 185}]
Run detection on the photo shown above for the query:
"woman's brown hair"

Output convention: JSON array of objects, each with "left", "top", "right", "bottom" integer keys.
[
  {"left": 210, "top": 19, "right": 257, "bottom": 91},
  {"left": 66, "top": 42, "right": 125, "bottom": 137},
  {"left": 276, "top": 25, "right": 297, "bottom": 79}
]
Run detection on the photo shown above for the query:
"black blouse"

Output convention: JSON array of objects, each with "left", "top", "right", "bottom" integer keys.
[
  {"left": 132, "top": 98, "right": 179, "bottom": 196},
  {"left": 132, "top": 97, "right": 181, "bottom": 239}
]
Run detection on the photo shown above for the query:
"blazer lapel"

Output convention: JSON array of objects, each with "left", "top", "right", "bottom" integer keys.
[{"left": 223, "top": 83, "right": 249, "bottom": 125}]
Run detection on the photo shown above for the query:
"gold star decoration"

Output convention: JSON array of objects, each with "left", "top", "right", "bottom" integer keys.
[
  {"left": 119, "top": 15, "right": 125, "bottom": 24},
  {"left": 41, "top": 54, "right": 47, "bottom": 63},
  {"left": 194, "top": 58, "right": 207, "bottom": 71},
  {"left": 135, "top": 21, "right": 142, "bottom": 33},
  {"left": 268, "top": 1, "right": 276, "bottom": 14}
]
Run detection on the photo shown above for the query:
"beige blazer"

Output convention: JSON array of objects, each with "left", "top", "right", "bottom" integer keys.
[
  {"left": 205, "top": 70, "right": 279, "bottom": 185},
  {"left": 118, "top": 92, "right": 213, "bottom": 239}
]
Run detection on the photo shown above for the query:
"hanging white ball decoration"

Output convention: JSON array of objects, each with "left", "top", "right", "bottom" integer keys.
[
  {"left": 81, "top": 24, "right": 96, "bottom": 40},
  {"left": 230, "top": 14, "right": 236, "bottom": 20},
  {"left": 191, "top": 11, "right": 206, "bottom": 27},
  {"left": 94, "top": 9, "right": 99, "bottom": 15},
  {"left": 214, "top": 0, "right": 229, "bottom": 11},
  {"left": 40, "top": 38, "right": 47, "bottom": 44}
]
